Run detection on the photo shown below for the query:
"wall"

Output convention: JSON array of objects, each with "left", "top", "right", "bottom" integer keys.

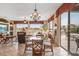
[
  {"left": 56, "top": 15, "right": 61, "bottom": 46},
  {"left": 52, "top": 14, "right": 61, "bottom": 46}
]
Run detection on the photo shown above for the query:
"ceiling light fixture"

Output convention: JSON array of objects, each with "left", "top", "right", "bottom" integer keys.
[
  {"left": 30, "top": 3, "right": 41, "bottom": 21},
  {"left": 24, "top": 17, "right": 27, "bottom": 23}
]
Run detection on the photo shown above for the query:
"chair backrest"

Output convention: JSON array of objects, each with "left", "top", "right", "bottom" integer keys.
[
  {"left": 48, "top": 33, "right": 54, "bottom": 44},
  {"left": 75, "top": 38, "right": 79, "bottom": 47},
  {"left": 32, "top": 40, "right": 43, "bottom": 56},
  {"left": 17, "top": 32, "right": 26, "bottom": 44},
  {"left": 0, "top": 33, "right": 3, "bottom": 38}
]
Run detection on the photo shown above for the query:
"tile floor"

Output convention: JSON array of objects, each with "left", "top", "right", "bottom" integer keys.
[{"left": 0, "top": 42, "right": 70, "bottom": 56}]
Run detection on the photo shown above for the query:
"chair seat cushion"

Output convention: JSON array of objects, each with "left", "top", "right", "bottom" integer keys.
[
  {"left": 27, "top": 42, "right": 32, "bottom": 44},
  {"left": 43, "top": 41, "right": 51, "bottom": 45}
]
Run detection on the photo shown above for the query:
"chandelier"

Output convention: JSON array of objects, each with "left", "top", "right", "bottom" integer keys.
[
  {"left": 24, "top": 17, "right": 27, "bottom": 23},
  {"left": 30, "top": 3, "right": 41, "bottom": 21}
]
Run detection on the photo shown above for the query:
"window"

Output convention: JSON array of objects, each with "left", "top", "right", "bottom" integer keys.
[
  {"left": 30, "top": 24, "right": 42, "bottom": 28},
  {"left": 70, "top": 11, "right": 79, "bottom": 54},
  {"left": 16, "top": 24, "right": 28, "bottom": 28},
  {"left": 0, "top": 24, "right": 8, "bottom": 32},
  {"left": 61, "top": 12, "right": 68, "bottom": 50}
]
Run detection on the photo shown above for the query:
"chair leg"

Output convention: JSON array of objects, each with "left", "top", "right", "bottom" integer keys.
[
  {"left": 43, "top": 45, "right": 45, "bottom": 56},
  {"left": 24, "top": 43, "right": 27, "bottom": 54},
  {"left": 51, "top": 46, "right": 54, "bottom": 55}
]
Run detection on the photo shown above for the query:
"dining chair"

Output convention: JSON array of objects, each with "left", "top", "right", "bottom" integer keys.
[
  {"left": 17, "top": 32, "right": 26, "bottom": 55},
  {"left": 32, "top": 40, "right": 44, "bottom": 56},
  {"left": 0, "top": 34, "right": 7, "bottom": 44},
  {"left": 0, "top": 34, "right": 15, "bottom": 45},
  {"left": 17, "top": 32, "right": 26, "bottom": 44},
  {"left": 0, "top": 34, "right": 3, "bottom": 43},
  {"left": 25, "top": 35, "right": 32, "bottom": 51},
  {"left": 43, "top": 32, "right": 54, "bottom": 55}
]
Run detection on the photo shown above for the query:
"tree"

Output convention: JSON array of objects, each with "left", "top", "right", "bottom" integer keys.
[{"left": 42, "top": 24, "right": 48, "bottom": 32}]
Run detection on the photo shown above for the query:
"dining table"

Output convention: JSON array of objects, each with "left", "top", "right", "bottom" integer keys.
[
  {"left": 5, "top": 35, "right": 16, "bottom": 44},
  {"left": 30, "top": 36, "right": 42, "bottom": 40}
]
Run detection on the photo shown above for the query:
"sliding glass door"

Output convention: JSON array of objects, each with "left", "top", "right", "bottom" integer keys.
[
  {"left": 61, "top": 7, "right": 79, "bottom": 55},
  {"left": 61, "top": 12, "right": 68, "bottom": 50},
  {"left": 70, "top": 11, "right": 79, "bottom": 55}
]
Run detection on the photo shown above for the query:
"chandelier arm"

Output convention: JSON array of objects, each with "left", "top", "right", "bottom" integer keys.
[{"left": 35, "top": 3, "right": 36, "bottom": 10}]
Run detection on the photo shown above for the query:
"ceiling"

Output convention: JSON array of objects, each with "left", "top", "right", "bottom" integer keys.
[
  {"left": 71, "top": 4, "right": 79, "bottom": 12},
  {"left": 0, "top": 3, "right": 62, "bottom": 21}
]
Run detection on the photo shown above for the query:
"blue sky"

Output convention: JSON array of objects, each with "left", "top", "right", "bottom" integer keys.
[
  {"left": 61, "top": 12, "right": 68, "bottom": 26},
  {"left": 70, "top": 12, "right": 79, "bottom": 25},
  {"left": 61, "top": 12, "right": 79, "bottom": 26},
  {"left": 16, "top": 24, "right": 42, "bottom": 28}
]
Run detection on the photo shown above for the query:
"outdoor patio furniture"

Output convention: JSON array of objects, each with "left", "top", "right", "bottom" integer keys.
[{"left": 75, "top": 38, "right": 79, "bottom": 52}]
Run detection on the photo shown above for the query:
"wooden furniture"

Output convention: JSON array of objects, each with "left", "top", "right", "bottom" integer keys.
[
  {"left": 0, "top": 34, "right": 3, "bottom": 43},
  {"left": 25, "top": 36, "right": 41, "bottom": 50},
  {"left": 25, "top": 36, "right": 44, "bottom": 56},
  {"left": 43, "top": 33, "right": 54, "bottom": 55},
  {"left": 0, "top": 34, "right": 16, "bottom": 44},
  {"left": 30, "top": 37, "right": 41, "bottom": 40},
  {"left": 25, "top": 35, "right": 32, "bottom": 51},
  {"left": 6, "top": 35, "right": 16, "bottom": 39},
  {"left": 17, "top": 32, "right": 26, "bottom": 55},
  {"left": 5, "top": 35, "right": 16, "bottom": 44},
  {"left": 36, "top": 34, "right": 44, "bottom": 38},
  {"left": 32, "top": 40, "right": 43, "bottom": 56},
  {"left": 17, "top": 32, "right": 26, "bottom": 44}
]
